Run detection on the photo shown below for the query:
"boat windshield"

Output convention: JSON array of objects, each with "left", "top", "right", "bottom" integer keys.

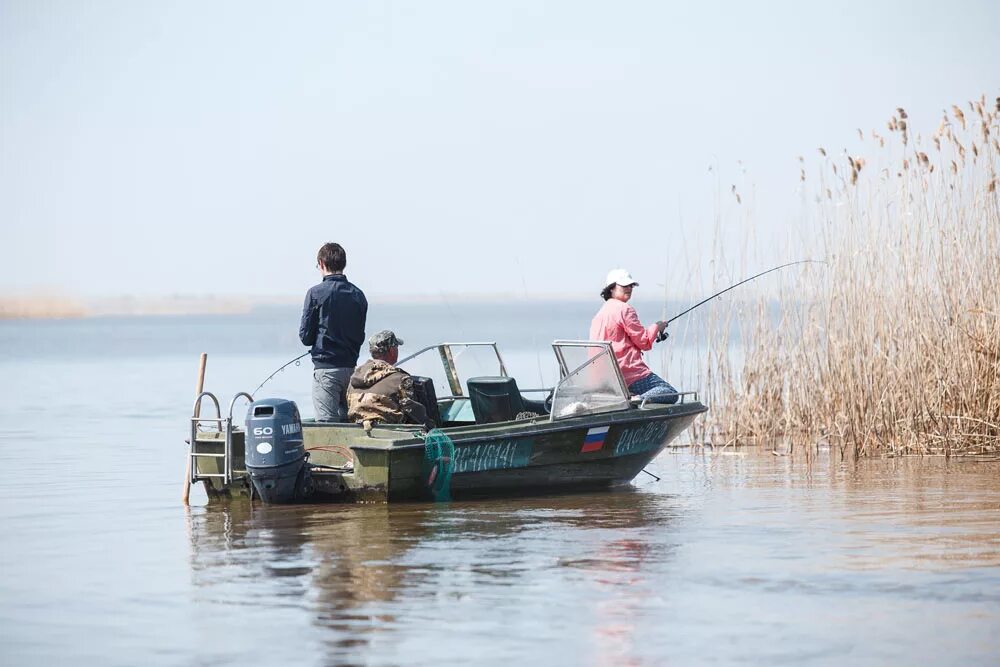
[
  {"left": 398, "top": 340, "right": 632, "bottom": 424},
  {"left": 549, "top": 341, "right": 630, "bottom": 420},
  {"left": 397, "top": 342, "right": 507, "bottom": 398}
]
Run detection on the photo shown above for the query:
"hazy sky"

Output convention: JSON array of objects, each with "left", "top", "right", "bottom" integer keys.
[{"left": 2, "top": 0, "right": 997, "bottom": 300}]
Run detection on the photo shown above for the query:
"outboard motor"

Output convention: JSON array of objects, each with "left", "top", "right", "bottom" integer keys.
[{"left": 244, "top": 398, "right": 311, "bottom": 503}]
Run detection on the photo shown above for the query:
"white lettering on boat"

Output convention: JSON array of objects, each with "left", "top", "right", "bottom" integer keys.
[
  {"left": 614, "top": 421, "right": 671, "bottom": 456},
  {"left": 453, "top": 439, "right": 533, "bottom": 473},
  {"left": 281, "top": 423, "right": 301, "bottom": 435}
]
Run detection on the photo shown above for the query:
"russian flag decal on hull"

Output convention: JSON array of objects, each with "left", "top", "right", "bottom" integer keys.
[{"left": 581, "top": 425, "right": 609, "bottom": 453}]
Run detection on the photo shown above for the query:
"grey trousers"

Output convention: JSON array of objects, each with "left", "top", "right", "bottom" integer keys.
[{"left": 312, "top": 367, "right": 353, "bottom": 422}]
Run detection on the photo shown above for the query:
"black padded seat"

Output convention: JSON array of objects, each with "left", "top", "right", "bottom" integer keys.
[
  {"left": 467, "top": 376, "right": 548, "bottom": 424},
  {"left": 467, "top": 376, "right": 522, "bottom": 424},
  {"left": 409, "top": 376, "right": 442, "bottom": 428}
]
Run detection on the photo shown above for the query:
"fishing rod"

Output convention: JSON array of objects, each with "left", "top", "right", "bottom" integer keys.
[
  {"left": 637, "top": 259, "right": 824, "bottom": 480},
  {"left": 664, "top": 259, "right": 825, "bottom": 327},
  {"left": 252, "top": 351, "right": 310, "bottom": 396},
  {"left": 253, "top": 299, "right": 325, "bottom": 395}
]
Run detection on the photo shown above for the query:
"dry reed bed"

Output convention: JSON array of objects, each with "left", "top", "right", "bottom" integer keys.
[{"left": 705, "top": 96, "right": 1000, "bottom": 456}]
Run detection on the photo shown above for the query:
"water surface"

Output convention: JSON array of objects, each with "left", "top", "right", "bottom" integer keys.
[{"left": 0, "top": 308, "right": 997, "bottom": 665}]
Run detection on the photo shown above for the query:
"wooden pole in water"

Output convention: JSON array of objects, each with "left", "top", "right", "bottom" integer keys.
[{"left": 182, "top": 353, "right": 208, "bottom": 505}]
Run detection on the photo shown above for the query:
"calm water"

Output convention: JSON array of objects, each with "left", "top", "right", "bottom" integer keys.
[{"left": 1, "top": 305, "right": 998, "bottom": 666}]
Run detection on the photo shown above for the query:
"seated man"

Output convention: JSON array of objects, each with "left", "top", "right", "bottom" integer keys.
[{"left": 347, "top": 330, "right": 431, "bottom": 428}]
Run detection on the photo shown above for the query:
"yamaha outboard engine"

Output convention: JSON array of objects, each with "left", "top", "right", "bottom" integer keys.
[{"left": 244, "top": 398, "right": 311, "bottom": 503}]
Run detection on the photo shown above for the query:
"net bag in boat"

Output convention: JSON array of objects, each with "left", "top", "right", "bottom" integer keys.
[{"left": 422, "top": 429, "right": 454, "bottom": 502}]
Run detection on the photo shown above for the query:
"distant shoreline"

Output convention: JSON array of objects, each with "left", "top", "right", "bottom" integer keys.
[
  {"left": 0, "top": 292, "right": 719, "bottom": 321},
  {"left": 0, "top": 295, "right": 263, "bottom": 320},
  {"left": 0, "top": 292, "right": 588, "bottom": 320}
]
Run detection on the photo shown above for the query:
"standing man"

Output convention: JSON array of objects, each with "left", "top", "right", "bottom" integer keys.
[{"left": 299, "top": 242, "right": 368, "bottom": 422}]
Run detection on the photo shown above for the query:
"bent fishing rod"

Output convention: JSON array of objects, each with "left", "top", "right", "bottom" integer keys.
[
  {"left": 638, "top": 259, "right": 825, "bottom": 481},
  {"left": 252, "top": 351, "right": 310, "bottom": 396},
  {"left": 664, "top": 259, "right": 825, "bottom": 326},
  {"left": 254, "top": 300, "right": 322, "bottom": 395}
]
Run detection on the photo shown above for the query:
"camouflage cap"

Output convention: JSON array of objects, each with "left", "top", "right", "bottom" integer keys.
[{"left": 369, "top": 330, "right": 404, "bottom": 355}]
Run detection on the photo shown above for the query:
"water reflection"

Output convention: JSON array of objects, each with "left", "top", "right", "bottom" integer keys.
[
  {"left": 181, "top": 455, "right": 1000, "bottom": 666},
  {"left": 187, "top": 490, "right": 681, "bottom": 664}
]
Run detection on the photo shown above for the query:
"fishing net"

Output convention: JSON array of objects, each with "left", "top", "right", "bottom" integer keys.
[{"left": 422, "top": 429, "right": 455, "bottom": 502}]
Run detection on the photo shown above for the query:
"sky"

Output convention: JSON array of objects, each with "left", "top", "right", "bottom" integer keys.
[{"left": 1, "top": 0, "right": 998, "bottom": 301}]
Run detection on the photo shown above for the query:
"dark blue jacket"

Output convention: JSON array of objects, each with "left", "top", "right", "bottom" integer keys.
[{"left": 299, "top": 274, "right": 368, "bottom": 369}]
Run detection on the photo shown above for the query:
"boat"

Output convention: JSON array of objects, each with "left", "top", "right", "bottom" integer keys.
[{"left": 186, "top": 340, "right": 707, "bottom": 503}]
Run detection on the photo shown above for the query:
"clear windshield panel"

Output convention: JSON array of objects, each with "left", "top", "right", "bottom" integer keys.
[
  {"left": 398, "top": 343, "right": 506, "bottom": 398},
  {"left": 397, "top": 346, "right": 452, "bottom": 398},
  {"left": 550, "top": 344, "right": 630, "bottom": 419},
  {"left": 556, "top": 344, "right": 603, "bottom": 378},
  {"left": 450, "top": 344, "right": 507, "bottom": 394}
]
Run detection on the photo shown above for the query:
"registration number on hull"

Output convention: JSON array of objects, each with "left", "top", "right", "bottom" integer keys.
[
  {"left": 453, "top": 439, "right": 533, "bottom": 473},
  {"left": 613, "top": 421, "right": 672, "bottom": 456}
]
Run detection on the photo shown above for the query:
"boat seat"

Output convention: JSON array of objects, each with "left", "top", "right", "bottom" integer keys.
[
  {"left": 409, "top": 375, "right": 442, "bottom": 428},
  {"left": 467, "top": 376, "right": 548, "bottom": 424}
]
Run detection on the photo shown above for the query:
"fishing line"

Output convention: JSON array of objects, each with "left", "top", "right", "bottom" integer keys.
[{"left": 514, "top": 255, "right": 545, "bottom": 387}]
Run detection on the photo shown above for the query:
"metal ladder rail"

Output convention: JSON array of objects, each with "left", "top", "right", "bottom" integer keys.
[
  {"left": 227, "top": 392, "right": 254, "bottom": 478},
  {"left": 190, "top": 391, "right": 231, "bottom": 484}
]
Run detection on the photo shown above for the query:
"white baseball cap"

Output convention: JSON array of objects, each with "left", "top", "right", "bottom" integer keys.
[{"left": 604, "top": 268, "right": 639, "bottom": 289}]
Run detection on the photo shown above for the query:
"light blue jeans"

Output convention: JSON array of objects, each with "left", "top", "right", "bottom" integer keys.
[
  {"left": 628, "top": 372, "right": 679, "bottom": 405},
  {"left": 312, "top": 367, "right": 353, "bottom": 422}
]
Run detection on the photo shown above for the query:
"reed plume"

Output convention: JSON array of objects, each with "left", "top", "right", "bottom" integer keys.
[{"left": 704, "top": 96, "right": 1000, "bottom": 457}]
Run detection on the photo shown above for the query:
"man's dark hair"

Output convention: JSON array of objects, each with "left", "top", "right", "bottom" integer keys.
[
  {"left": 317, "top": 243, "right": 347, "bottom": 272},
  {"left": 600, "top": 285, "right": 614, "bottom": 301}
]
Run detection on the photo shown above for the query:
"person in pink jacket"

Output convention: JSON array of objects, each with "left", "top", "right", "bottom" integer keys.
[{"left": 589, "top": 269, "right": 678, "bottom": 404}]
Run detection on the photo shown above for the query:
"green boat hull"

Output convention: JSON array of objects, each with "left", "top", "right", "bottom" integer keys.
[{"left": 195, "top": 401, "right": 706, "bottom": 503}]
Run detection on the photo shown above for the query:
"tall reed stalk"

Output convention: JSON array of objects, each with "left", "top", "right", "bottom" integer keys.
[{"left": 705, "top": 95, "right": 1000, "bottom": 456}]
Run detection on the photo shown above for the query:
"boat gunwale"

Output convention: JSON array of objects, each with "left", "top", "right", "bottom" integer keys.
[{"left": 346, "top": 400, "right": 708, "bottom": 451}]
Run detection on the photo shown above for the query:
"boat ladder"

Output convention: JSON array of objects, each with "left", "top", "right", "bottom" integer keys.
[{"left": 189, "top": 391, "right": 253, "bottom": 485}]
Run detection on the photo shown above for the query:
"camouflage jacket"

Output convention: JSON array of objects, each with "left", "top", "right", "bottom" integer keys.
[{"left": 347, "top": 359, "right": 429, "bottom": 428}]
